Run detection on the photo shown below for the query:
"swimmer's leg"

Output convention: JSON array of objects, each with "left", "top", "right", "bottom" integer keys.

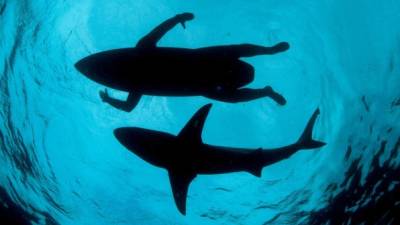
[
  {"left": 205, "top": 86, "right": 286, "bottom": 105},
  {"left": 198, "top": 42, "right": 290, "bottom": 58}
]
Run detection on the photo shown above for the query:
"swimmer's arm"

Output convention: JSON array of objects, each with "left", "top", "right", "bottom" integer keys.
[
  {"left": 99, "top": 89, "right": 141, "bottom": 112},
  {"left": 136, "top": 13, "right": 194, "bottom": 47}
]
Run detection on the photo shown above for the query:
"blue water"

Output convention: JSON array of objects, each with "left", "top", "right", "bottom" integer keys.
[{"left": 1, "top": 1, "right": 399, "bottom": 224}]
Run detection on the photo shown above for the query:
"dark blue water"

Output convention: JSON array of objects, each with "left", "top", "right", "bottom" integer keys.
[{"left": 1, "top": 1, "right": 399, "bottom": 224}]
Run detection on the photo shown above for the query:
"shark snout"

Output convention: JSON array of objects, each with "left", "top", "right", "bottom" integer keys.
[
  {"left": 114, "top": 127, "right": 157, "bottom": 158},
  {"left": 74, "top": 58, "right": 89, "bottom": 75},
  {"left": 114, "top": 127, "right": 148, "bottom": 149},
  {"left": 114, "top": 127, "right": 130, "bottom": 144}
]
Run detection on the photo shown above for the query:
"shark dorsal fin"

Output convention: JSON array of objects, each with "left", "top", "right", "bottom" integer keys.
[{"left": 178, "top": 104, "right": 212, "bottom": 143}]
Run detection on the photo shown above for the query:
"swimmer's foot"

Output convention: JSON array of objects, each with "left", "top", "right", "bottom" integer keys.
[
  {"left": 264, "top": 86, "right": 287, "bottom": 105},
  {"left": 272, "top": 42, "right": 290, "bottom": 52}
]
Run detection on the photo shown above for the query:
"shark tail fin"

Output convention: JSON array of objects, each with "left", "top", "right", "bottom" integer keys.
[{"left": 297, "top": 108, "right": 326, "bottom": 149}]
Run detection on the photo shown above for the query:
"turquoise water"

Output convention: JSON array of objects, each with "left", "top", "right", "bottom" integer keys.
[{"left": 1, "top": 1, "right": 399, "bottom": 224}]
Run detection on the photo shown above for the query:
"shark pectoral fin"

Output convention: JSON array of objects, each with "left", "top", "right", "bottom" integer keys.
[
  {"left": 178, "top": 104, "right": 212, "bottom": 143},
  {"left": 168, "top": 170, "right": 196, "bottom": 215}
]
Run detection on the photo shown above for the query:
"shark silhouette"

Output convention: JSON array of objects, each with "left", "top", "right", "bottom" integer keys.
[
  {"left": 75, "top": 13, "right": 290, "bottom": 112},
  {"left": 114, "top": 104, "right": 326, "bottom": 214}
]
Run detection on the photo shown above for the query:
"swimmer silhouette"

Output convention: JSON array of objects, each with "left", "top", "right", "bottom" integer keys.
[
  {"left": 114, "top": 104, "right": 326, "bottom": 214},
  {"left": 75, "top": 13, "right": 290, "bottom": 112}
]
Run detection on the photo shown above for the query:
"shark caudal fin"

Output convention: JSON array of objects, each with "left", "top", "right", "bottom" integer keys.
[{"left": 296, "top": 108, "right": 326, "bottom": 149}]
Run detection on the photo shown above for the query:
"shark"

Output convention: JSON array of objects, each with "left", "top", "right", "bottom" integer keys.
[{"left": 114, "top": 104, "right": 326, "bottom": 214}]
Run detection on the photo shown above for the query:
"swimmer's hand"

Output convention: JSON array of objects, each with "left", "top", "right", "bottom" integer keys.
[
  {"left": 99, "top": 88, "right": 110, "bottom": 103},
  {"left": 176, "top": 12, "right": 194, "bottom": 29}
]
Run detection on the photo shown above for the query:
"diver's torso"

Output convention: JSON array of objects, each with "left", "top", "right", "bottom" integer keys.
[{"left": 97, "top": 47, "right": 252, "bottom": 94}]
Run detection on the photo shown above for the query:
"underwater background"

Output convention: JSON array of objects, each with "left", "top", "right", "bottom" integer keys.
[{"left": 1, "top": 0, "right": 400, "bottom": 224}]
